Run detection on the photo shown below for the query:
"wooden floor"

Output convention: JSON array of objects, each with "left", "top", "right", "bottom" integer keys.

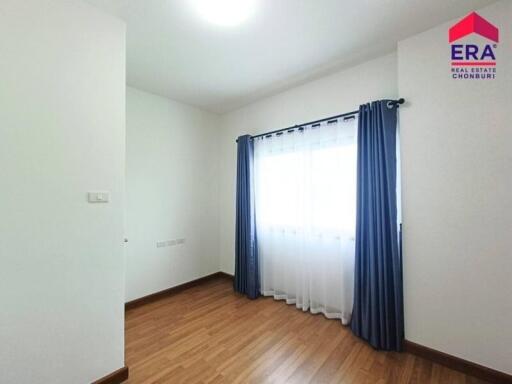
[{"left": 125, "top": 277, "right": 489, "bottom": 384}]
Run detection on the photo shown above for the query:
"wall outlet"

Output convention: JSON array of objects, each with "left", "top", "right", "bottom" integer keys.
[{"left": 157, "top": 238, "right": 185, "bottom": 248}]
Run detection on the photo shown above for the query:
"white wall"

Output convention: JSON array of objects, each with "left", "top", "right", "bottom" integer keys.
[
  {"left": 399, "top": 0, "right": 512, "bottom": 374},
  {"left": 218, "top": 53, "right": 398, "bottom": 273},
  {"left": 0, "top": 1, "right": 126, "bottom": 383},
  {"left": 125, "top": 87, "right": 220, "bottom": 302}
]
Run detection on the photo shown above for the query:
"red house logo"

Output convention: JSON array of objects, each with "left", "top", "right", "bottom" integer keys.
[
  {"left": 449, "top": 12, "right": 499, "bottom": 79},
  {"left": 449, "top": 12, "right": 499, "bottom": 43}
]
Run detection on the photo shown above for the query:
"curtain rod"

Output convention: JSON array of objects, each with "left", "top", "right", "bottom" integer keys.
[{"left": 236, "top": 98, "right": 405, "bottom": 143}]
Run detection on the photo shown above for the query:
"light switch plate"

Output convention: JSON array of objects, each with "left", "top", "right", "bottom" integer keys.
[{"left": 88, "top": 191, "right": 110, "bottom": 203}]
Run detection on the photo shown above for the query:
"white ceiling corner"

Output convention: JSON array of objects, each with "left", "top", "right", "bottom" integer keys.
[{"left": 85, "top": 0, "right": 496, "bottom": 113}]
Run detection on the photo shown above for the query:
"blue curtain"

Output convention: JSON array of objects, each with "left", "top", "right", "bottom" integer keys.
[
  {"left": 234, "top": 135, "right": 259, "bottom": 299},
  {"left": 351, "top": 100, "right": 404, "bottom": 351}
]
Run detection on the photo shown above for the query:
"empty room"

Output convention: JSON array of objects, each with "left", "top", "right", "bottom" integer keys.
[{"left": 1, "top": 0, "right": 511, "bottom": 383}]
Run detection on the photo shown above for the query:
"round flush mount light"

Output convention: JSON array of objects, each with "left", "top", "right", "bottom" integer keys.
[{"left": 190, "top": 0, "right": 257, "bottom": 27}]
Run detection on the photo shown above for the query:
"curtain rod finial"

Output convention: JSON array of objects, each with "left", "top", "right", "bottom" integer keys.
[{"left": 387, "top": 98, "right": 405, "bottom": 109}]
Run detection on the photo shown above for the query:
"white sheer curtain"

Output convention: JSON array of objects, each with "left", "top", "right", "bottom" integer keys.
[{"left": 254, "top": 117, "right": 357, "bottom": 325}]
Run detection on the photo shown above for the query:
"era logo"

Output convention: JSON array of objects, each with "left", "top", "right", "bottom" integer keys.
[{"left": 449, "top": 12, "right": 499, "bottom": 78}]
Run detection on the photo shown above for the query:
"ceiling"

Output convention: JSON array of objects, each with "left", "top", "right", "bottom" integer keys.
[{"left": 86, "top": 0, "right": 495, "bottom": 113}]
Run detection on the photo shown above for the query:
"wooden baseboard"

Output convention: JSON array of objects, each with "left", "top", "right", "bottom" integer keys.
[
  {"left": 91, "top": 366, "right": 128, "bottom": 384},
  {"left": 217, "top": 271, "right": 234, "bottom": 280},
  {"left": 404, "top": 340, "right": 512, "bottom": 384},
  {"left": 125, "top": 271, "right": 232, "bottom": 310}
]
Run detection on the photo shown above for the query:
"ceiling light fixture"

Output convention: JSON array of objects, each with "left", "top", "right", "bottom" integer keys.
[{"left": 190, "top": 0, "right": 257, "bottom": 27}]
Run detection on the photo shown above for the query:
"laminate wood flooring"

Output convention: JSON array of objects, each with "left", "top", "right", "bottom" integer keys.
[{"left": 125, "top": 277, "right": 490, "bottom": 384}]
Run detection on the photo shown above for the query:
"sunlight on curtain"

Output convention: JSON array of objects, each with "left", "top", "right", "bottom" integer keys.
[{"left": 254, "top": 117, "right": 357, "bottom": 324}]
